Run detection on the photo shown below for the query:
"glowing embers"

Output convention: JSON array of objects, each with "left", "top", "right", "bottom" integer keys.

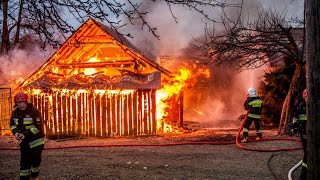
[
  {"left": 31, "top": 89, "right": 42, "bottom": 95},
  {"left": 83, "top": 56, "right": 100, "bottom": 76}
]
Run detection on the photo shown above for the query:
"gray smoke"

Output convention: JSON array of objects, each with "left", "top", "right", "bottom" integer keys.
[{"left": 120, "top": 0, "right": 303, "bottom": 129}]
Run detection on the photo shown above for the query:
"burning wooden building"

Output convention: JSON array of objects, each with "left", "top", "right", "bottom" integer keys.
[{"left": 20, "top": 18, "right": 182, "bottom": 137}]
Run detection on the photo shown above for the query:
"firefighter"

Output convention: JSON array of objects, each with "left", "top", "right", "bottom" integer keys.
[
  {"left": 10, "top": 92, "right": 45, "bottom": 180},
  {"left": 291, "top": 89, "right": 307, "bottom": 180},
  {"left": 241, "top": 87, "right": 263, "bottom": 143}
]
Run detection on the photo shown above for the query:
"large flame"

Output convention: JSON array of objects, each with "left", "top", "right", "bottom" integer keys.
[
  {"left": 156, "top": 68, "right": 191, "bottom": 133},
  {"left": 12, "top": 52, "right": 211, "bottom": 136}
]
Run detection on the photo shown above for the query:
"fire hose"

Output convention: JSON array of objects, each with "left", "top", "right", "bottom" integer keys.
[
  {"left": 0, "top": 141, "right": 235, "bottom": 150},
  {"left": 235, "top": 116, "right": 302, "bottom": 152},
  {"left": 288, "top": 160, "right": 302, "bottom": 180},
  {"left": 0, "top": 117, "right": 303, "bottom": 179},
  {"left": 0, "top": 117, "right": 303, "bottom": 152},
  {"left": 236, "top": 115, "right": 303, "bottom": 180}
]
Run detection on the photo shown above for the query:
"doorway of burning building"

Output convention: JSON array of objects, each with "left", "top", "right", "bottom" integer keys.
[{"left": 0, "top": 88, "right": 12, "bottom": 135}]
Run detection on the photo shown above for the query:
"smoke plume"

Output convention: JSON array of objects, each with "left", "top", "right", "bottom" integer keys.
[
  {"left": 0, "top": 46, "right": 52, "bottom": 90},
  {"left": 121, "top": 0, "right": 302, "bottom": 129}
]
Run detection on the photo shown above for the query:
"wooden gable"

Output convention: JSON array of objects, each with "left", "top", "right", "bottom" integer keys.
[{"left": 21, "top": 18, "right": 171, "bottom": 90}]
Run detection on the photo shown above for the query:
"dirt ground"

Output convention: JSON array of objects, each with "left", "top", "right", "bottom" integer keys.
[{"left": 0, "top": 129, "right": 303, "bottom": 180}]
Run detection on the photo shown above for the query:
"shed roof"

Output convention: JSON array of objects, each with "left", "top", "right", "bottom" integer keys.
[{"left": 21, "top": 18, "right": 171, "bottom": 90}]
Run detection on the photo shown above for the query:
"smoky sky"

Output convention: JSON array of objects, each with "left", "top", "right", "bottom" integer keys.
[
  {"left": 120, "top": 0, "right": 303, "bottom": 58},
  {"left": 118, "top": 0, "right": 302, "bottom": 128}
]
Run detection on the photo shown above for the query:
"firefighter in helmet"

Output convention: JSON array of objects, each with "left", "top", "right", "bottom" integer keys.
[
  {"left": 291, "top": 89, "right": 307, "bottom": 180},
  {"left": 241, "top": 87, "right": 263, "bottom": 143},
  {"left": 10, "top": 92, "right": 45, "bottom": 180}
]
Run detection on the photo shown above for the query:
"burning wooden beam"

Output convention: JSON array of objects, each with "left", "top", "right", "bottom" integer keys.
[{"left": 56, "top": 61, "right": 136, "bottom": 68}]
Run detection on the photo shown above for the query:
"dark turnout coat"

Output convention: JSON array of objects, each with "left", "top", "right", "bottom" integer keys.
[{"left": 10, "top": 103, "right": 45, "bottom": 148}]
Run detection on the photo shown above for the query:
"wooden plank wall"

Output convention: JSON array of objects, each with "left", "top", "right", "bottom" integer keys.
[{"left": 30, "top": 90, "right": 157, "bottom": 137}]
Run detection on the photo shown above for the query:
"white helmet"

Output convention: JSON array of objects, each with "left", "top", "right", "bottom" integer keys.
[{"left": 247, "top": 87, "right": 257, "bottom": 97}]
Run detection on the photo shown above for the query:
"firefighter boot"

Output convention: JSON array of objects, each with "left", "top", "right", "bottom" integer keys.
[
  {"left": 255, "top": 133, "right": 262, "bottom": 141},
  {"left": 31, "top": 176, "right": 39, "bottom": 180},
  {"left": 241, "top": 137, "right": 248, "bottom": 143}
]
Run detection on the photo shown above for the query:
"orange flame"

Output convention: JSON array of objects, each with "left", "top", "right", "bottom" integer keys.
[
  {"left": 83, "top": 56, "right": 100, "bottom": 75},
  {"left": 156, "top": 68, "right": 191, "bottom": 133}
]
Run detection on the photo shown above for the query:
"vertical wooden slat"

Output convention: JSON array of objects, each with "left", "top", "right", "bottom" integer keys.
[
  {"left": 141, "top": 91, "right": 144, "bottom": 134},
  {"left": 147, "top": 90, "right": 152, "bottom": 134},
  {"left": 120, "top": 94, "right": 123, "bottom": 136},
  {"left": 138, "top": 90, "right": 143, "bottom": 135},
  {"left": 38, "top": 95, "right": 42, "bottom": 121},
  {"left": 81, "top": 93, "right": 88, "bottom": 135},
  {"left": 52, "top": 93, "right": 57, "bottom": 134},
  {"left": 82, "top": 93, "right": 86, "bottom": 135},
  {"left": 77, "top": 93, "right": 85, "bottom": 135},
  {"left": 48, "top": 94, "right": 53, "bottom": 134},
  {"left": 86, "top": 93, "right": 90, "bottom": 136},
  {"left": 41, "top": 94, "right": 44, "bottom": 121},
  {"left": 68, "top": 94, "right": 72, "bottom": 135},
  {"left": 133, "top": 91, "right": 138, "bottom": 136},
  {"left": 89, "top": 93, "right": 94, "bottom": 136},
  {"left": 72, "top": 94, "right": 77, "bottom": 135},
  {"left": 44, "top": 95, "right": 49, "bottom": 134},
  {"left": 62, "top": 93, "right": 67, "bottom": 135},
  {"left": 128, "top": 93, "right": 133, "bottom": 135},
  {"left": 123, "top": 94, "right": 128, "bottom": 136},
  {"left": 116, "top": 94, "right": 121, "bottom": 136},
  {"left": 106, "top": 95, "right": 111, "bottom": 137},
  {"left": 90, "top": 92, "right": 96, "bottom": 136},
  {"left": 93, "top": 93, "right": 97, "bottom": 136},
  {"left": 101, "top": 94, "right": 107, "bottom": 137},
  {"left": 58, "top": 92, "right": 63, "bottom": 136},
  {"left": 95, "top": 94, "right": 101, "bottom": 136},
  {"left": 67, "top": 94, "right": 72, "bottom": 134},
  {"left": 151, "top": 90, "right": 157, "bottom": 134},
  {"left": 143, "top": 91, "right": 148, "bottom": 134},
  {"left": 111, "top": 95, "right": 116, "bottom": 136}
]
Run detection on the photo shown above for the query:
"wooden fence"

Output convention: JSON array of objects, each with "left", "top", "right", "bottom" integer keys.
[{"left": 30, "top": 89, "right": 157, "bottom": 137}]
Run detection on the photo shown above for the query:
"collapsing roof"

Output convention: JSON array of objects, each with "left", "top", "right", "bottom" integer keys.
[{"left": 21, "top": 18, "right": 171, "bottom": 90}]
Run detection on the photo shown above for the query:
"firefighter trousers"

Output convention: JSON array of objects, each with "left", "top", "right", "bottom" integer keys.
[
  {"left": 19, "top": 142, "right": 44, "bottom": 180},
  {"left": 243, "top": 117, "right": 262, "bottom": 138}
]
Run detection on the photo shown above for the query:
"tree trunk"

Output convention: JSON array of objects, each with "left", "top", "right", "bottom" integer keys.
[
  {"left": 1, "top": 0, "right": 10, "bottom": 54},
  {"left": 14, "top": 0, "right": 24, "bottom": 45},
  {"left": 278, "top": 63, "right": 301, "bottom": 135},
  {"left": 305, "top": 0, "right": 320, "bottom": 179}
]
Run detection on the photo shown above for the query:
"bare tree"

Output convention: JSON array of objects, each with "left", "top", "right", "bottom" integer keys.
[
  {"left": 194, "top": 6, "right": 304, "bottom": 134},
  {"left": 1, "top": 0, "right": 10, "bottom": 54},
  {"left": 0, "top": 0, "right": 239, "bottom": 53},
  {"left": 305, "top": 0, "right": 320, "bottom": 179}
]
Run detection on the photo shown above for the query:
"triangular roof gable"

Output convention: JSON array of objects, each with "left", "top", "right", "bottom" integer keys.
[{"left": 22, "top": 18, "right": 172, "bottom": 88}]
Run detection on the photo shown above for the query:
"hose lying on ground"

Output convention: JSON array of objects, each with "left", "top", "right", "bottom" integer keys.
[
  {"left": 0, "top": 140, "right": 235, "bottom": 150},
  {"left": 288, "top": 160, "right": 302, "bottom": 180},
  {"left": 237, "top": 116, "right": 303, "bottom": 180},
  {"left": 0, "top": 118, "right": 302, "bottom": 152},
  {"left": 236, "top": 116, "right": 302, "bottom": 152}
]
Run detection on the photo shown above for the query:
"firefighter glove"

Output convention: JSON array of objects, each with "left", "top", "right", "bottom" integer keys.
[
  {"left": 14, "top": 132, "right": 25, "bottom": 140},
  {"left": 291, "top": 128, "right": 298, "bottom": 136}
]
